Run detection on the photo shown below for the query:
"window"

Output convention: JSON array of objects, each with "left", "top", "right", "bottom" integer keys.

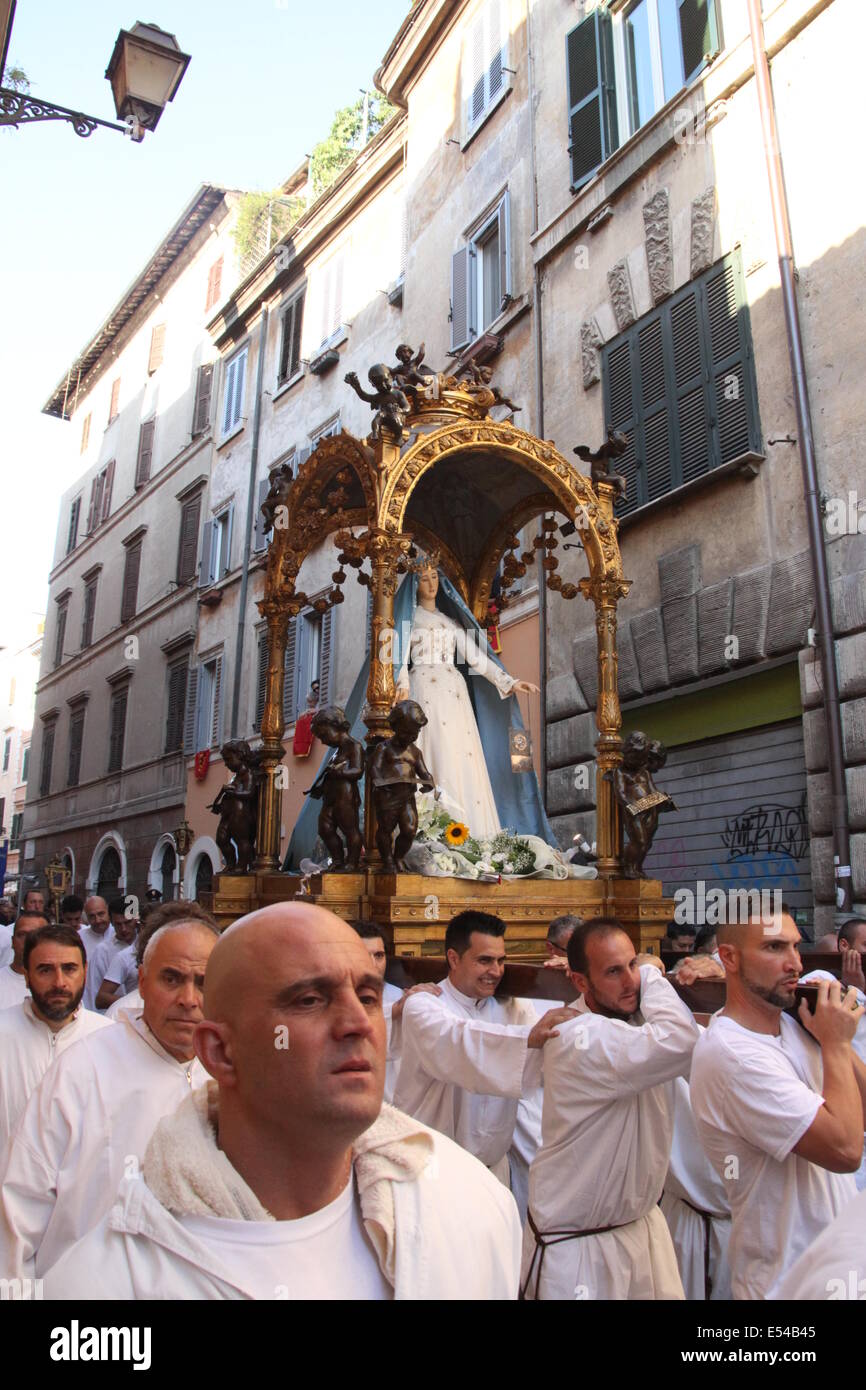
[
  {"left": 450, "top": 191, "right": 511, "bottom": 350},
  {"left": 221, "top": 347, "right": 248, "bottom": 436},
  {"left": 308, "top": 417, "right": 340, "bottom": 449},
  {"left": 107, "top": 687, "right": 128, "bottom": 773},
  {"left": 462, "top": 0, "right": 510, "bottom": 139},
  {"left": 10, "top": 812, "right": 23, "bottom": 848},
  {"left": 205, "top": 257, "right": 224, "bottom": 313},
  {"left": 39, "top": 721, "right": 56, "bottom": 797},
  {"left": 164, "top": 658, "right": 189, "bottom": 753},
  {"left": 54, "top": 600, "right": 68, "bottom": 669},
  {"left": 282, "top": 605, "right": 333, "bottom": 726},
  {"left": 602, "top": 252, "right": 761, "bottom": 516},
  {"left": 108, "top": 377, "right": 121, "bottom": 424},
  {"left": 66, "top": 497, "right": 81, "bottom": 556},
  {"left": 135, "top": 419, "right": 155, "bottom": 487},
  {"left": 2, "top": 736, "right": 9, "bottom": 771},
  {"left": 192, "top": 363, "right": 214, "bottom": 436},
  {"left": 121, "top": 539, "right": 143, "bottom": 623},
  {"left": 86, "top": 460, "right": 115, "bottom": 533},
  {"left": 201, "top": 506, "right": 233, "bottom": 587},
  {"left": 67, "top": 707, "right": 86, "bottom": 787},
  {"left": 20, "top": 744, "right": 29, "bottom": 783},
  {"left": 80, "top": 413, "right": 91, "bottom": 454},
  {"left": 278, "top": 289, "right": 305, "bottom": 384},
  {"left": 565, "top": 0, "right": 721, "bottom": 190},
  {"left": 191, "top": 653, "right": 223, "bottom": 752},
  {"left": 148, "top": 323, "right": 166, "bottom": 374},
  {"left": 81, "top": 575, "right": 98, "bottom": 650},
  {"left": 176, "top": 493, "right": 202, "bottom": 584},
  {"left": 316, "top": 253, "right": 345, "bottom": 350}
]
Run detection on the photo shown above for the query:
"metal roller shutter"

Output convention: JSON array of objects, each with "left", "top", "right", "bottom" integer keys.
[{"left": 643, "top": 719, "right": 812, "bottom": 924}]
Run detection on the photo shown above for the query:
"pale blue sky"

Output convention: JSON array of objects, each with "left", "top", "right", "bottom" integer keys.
[{"left": 0, "top": 0, "right": 409, "bottom": 644}]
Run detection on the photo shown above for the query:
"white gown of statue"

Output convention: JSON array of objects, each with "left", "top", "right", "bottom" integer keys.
[{"left": 397, "top": 605, "right": 515, "bottom": 840}]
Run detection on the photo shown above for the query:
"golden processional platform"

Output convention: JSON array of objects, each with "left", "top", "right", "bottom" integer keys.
[{"left": 211, "top": 353, "right": 674, "bottom": 956}]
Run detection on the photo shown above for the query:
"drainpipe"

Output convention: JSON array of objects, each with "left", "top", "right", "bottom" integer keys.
[
  {"left": 746, "top": 0, "right": 851, "bottom": 911},
  {"left": 526, "top": 0, "right": 549, "bottom": 804},
  {"left": 230, "top": 305, "right": 269, "bottom": 739}
]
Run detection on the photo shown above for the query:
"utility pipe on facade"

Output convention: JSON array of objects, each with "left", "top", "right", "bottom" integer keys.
[
  {"left": 230, "top": 304, "right": 269, "bottom": 739},
  {"left": 746, "top": 0, "right": 851, "bottom": 910}
]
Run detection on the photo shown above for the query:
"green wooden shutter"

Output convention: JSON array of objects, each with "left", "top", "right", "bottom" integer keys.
[
  {"left": 566, "top": 10, "right": 618, "bottom": 192},
  {"left": 668, "top": 285, "right": 709, "bottom": 486},
  {"left": 700, "top": 255, "right": 760, "bottom": 466},
  {"left": 254, "top": 629, "right": 268, "bottom": 731},
  {"left": 604, "top": 333, "right": 642, "bottom": 515}
]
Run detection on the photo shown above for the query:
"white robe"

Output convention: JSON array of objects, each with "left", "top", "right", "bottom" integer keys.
[
  {"left": 508, "top": 998, "right": 562, "bottom": 1226},
  {"left": 382, "top": 980, "right": 403, "bottom": 1105},
  {"left": 107, "top": 986, "right": 144, "bottom": 1019},
  {"left": 0, "top": 966, "right": 29, "bottom": 1010},
  {"left": 768, "top": 1185, "right": 866, "bottom": 1300},
  {"left": 397, "top": 604, "right": 515, "bottom": 839},
  {"left": 392, "top": 976, "right": 540, "bottom": 1170},
  {"left": 802, "top": 969, "right": 866, "bottom": 1189},
  {"left": 83, "top": 935, "right": 127, "bottom": 1012},
  {"left": 0, "top": 1008, "right": 207, "bottom": 1277},
  {"left": 43, "top": 1110, "right": 522, "bottom": 1301},
  {"left": 660, "top": 1072, "right": 732, "bottom": 1301},
  {"left": 0, "top": 924, "right": 12, "bottom": 968},
  {"left": 0, "top": 999, "right": 113, "bottom": 1159},
  {"left": 523, "top": 967, "right": 699, "bottom": 1300}
]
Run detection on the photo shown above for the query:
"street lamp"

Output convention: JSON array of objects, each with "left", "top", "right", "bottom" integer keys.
[
  {"left": 173, "top": 819, "right": 194, "bottom": 901},
  {"left": 0, "top": 17, "right": 189, "bottom": 141}
]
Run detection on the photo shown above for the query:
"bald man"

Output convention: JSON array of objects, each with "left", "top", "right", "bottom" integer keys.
[
  {"left": 44, "top": 903, "right": 523, "bottom": 1300},
  {"left": 690, "top": 909, "right": 866, "bottom": 1299},
  {"left": 0, "top": 912, "right": 216, "bottom": 1278}
]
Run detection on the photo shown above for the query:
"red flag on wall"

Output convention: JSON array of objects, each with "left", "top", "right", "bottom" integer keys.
[{"left": 194, "top": 750, "right": 210, "bottom": 781}]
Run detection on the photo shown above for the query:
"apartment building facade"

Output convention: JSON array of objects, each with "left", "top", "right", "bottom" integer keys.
[
  {"left": 0, "top": 619, "right": 43, "bottom": 896},
  {"left": 25, "top": 185, "right": 243, "bottom": 901}
]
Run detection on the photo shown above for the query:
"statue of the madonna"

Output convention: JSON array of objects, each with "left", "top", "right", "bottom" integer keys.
[{"left": 395, "top": 562, "right": 538, "bottom": 839}]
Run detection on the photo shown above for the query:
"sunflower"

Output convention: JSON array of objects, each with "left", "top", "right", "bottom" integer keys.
[{"left": 444, "top": 821, "right": 470, "bottom": 847}]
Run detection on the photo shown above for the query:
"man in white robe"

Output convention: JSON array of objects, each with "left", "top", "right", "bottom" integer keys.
[
  {"left": 690, "top": 909, "right": 866, "bottom": 1299},
  {"left": 44, "top": 903, "right": 522, "bottom": 1300},
  {"left": 522, "top": 918, "right": 699, "bottom": 1300},
  {"left": 0, "top": 926, "right": 113, "bottom": 1156},
  {"left": 660, "top": 1068, "right": 732, "bottom": 1300},
  {"left": 393, "top": 911, "right": 574, "bottom": 1180},
  {"left": 0, "top": 912, "right": 50, "bottom": 1010},
  {"left": 94, "top": 940, "right": 140, "bottom": 1012},
  {"left": 83, "top": 898, "right": 137, "bottom": 1012},
  {"left": 0, "top": 911, "right": 219, "bottom": 1277},
  {"left": 768, "top": 1185, "right": 866, "bottom": 1300},
  {"left": 79, "top": 896, "right": 114, "bottom": 971},
  {"left": 348, "top": 919, "right": 441, "bottom": 1103}
]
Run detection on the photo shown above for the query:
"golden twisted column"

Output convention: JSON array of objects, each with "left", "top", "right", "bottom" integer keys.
[{"left": 254, "top": 598, "right": 291, "bottom": 871}]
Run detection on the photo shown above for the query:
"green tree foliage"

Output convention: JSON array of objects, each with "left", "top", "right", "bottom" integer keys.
[
  {"left": 309, "top": 93, "right": 396, "bottom": 197},
  {"left": 232, "top": 190, "right": 305, "bottom": 274}
]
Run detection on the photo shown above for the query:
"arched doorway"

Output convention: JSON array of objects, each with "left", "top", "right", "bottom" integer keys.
[
  {"left": 182, "top": 835, "right": 222, "bottom": 901},
  {"left": 194, "top": 856, "right": 213, "bottom": 899},
  {"left": 97, "top": 847, "right": 122, "bottom": 900},
  {"left": 159, "top": 842, "right": 177, "bottom": 902}
]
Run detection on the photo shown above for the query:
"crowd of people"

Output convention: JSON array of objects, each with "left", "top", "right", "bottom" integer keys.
[{"left": 0, "top": 889, "right": 864, "bottom": 1301}]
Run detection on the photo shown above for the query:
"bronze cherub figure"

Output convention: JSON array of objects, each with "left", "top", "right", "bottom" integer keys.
[
  {"left": 574, "top": 427, "right": 629, "bottom": 499},
  {"left": 607, "top": 731, "right": 677, "bottom": 878},
  {"left": 344, "top": 364, "right": 410, "bottom": 441},
  {"left": 209, "top": 740, "right": 262, "bottom": 874},
  {"left": 304, "top": 706, "right": 364, "bottom": 872},
  {"left": 367, "top": 700, "right": 435, "bottom": 873}
]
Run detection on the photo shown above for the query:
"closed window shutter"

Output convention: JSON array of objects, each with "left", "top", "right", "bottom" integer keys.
[
  {"left": 466, "top": 10, "right": 486, "bottom": 128},
  {"left": 67, "top": 498, "right": 80, "bottom": 554},
  {"left": 670, "top": 288, "right": 709, "bottom": 486},
  {"left": 450, "top": 245, "right": 474, "bottom": 350},
  {"left": 210, "top": 655, "right": 223, "bottom": 747},
  {"left": 177, "top": 495, "right": 202, "bottom": 584},
  {"left": 254, "top": 477, "right": 271, "bottom": 551},
  {"left": 165, "top": 660, "right": 188, "bottom": 752},
  {"left": 148, "top": 324, "right": 166, "bottom": 374},
  {"left": 193, "top": 363, "right": 214, "bottom": 436},
  {"left": 200, "top": 519, "right": 216, "bottom": 588},
  {"left": 222, "top": 359, "right": 236, "bottom": 435},
  {"left": 679, "top": 0, "right": 721, "bottom": 84},
  {"left": 121, "top": 542, "right": 142, "bottom": 623},
  {"left": 487, "top": 0, "right": 506, "bottom": 106},
  {"left": 497, "top": 189, "right": 511, "bottom": 303},
  {"left": 282, "top": 618, "right": 297, "bottom": 725},
  {"left": 566, "top": 10, "right": 618, "bottom": 191},
  {"left": 638, "top": 316, "right": 674, "bottom": 503},
  {"left": 86, "top": 477, "right": 100, "bottom": 534},
  {"left": 108, "top": 378, "right": 121, "bottom": 423},
  {"left": 233, "top": 352, "right": 246, "bottom": 425},
  {"left": 108, "top": 689, "right": 128, "bottom": 772},
  {"left": 221, "top": 506, "right": 234, "bottom": 579},
  {"left": 183, "top": 665, "right": 199, "bottom": 754},
  {"left": 319, "top": 607, "right": 333, "bottom": 704},
  {"left": 254, "top": 629, "right": 268, "bottom": 731},
  {"left": 40, "top": 723, "right": 56, "bottom": 796},
  {"left": 135, "top": 420, "right": 155, "bottom": 487},
  {"left": 67, "top": 711, "right": 85, "bottom": 787},
  {"left": 701, "top": 257, "right": 759, "bottom": 466},
  {"left": 54, "top": 605, "right": 67, "bottom": 668},
  {"left": 205, "top": 257, "right": 223, "bottom": 312},
  {"left": 279, "top": 293, "right": 305, "bottom": 382},
  {"left": 100, "top": 460, "right": 115, "bottom": 523},
  {"left": 81, "top": 579, "right": 97, "bottom": 648}
]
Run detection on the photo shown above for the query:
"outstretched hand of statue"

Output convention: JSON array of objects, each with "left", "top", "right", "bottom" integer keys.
[{"left": 513, "top": 680, "right": 539, "bottom": 695}]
